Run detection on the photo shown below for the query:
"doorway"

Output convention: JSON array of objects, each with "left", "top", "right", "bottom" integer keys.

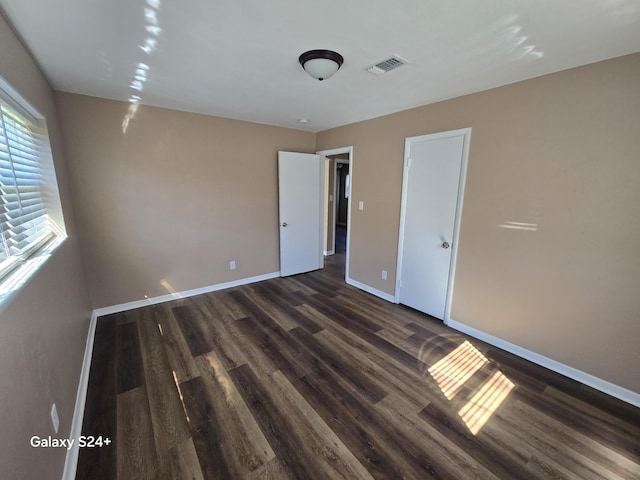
[
  {"left": 395, "top": 128, "right": 470, "bottom": 321},
  {"left": 317, "top": 147, "right": 353, "bottom": 283}
]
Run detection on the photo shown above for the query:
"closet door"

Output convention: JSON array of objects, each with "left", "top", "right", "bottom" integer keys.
[{"left": 396, "top": 129, "right": 469, "bottom": 320}]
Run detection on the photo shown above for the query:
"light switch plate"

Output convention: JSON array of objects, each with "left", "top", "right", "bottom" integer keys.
[{"left": 358, "top": 201, "right": 364, "bottom": 211}]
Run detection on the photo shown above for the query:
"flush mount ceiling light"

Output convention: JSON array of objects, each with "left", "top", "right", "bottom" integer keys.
[{"left": 299, "top": 50, "right": 344, "bottom": 81}]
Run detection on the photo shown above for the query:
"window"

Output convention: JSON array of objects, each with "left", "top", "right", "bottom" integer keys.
[{"left": 0, "top": 78, "right": 64, "bottom": 291}]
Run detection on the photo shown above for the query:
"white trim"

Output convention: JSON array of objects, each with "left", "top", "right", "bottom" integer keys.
[
  {"left": 323, "top": 249, "right": 335, "bottom": 256},
  {"left": 62, "top": 311, "right": 98, "bottom": 480},
  {"left": 0, "top": 74, "right": 43, "bottom": 123},
  {"left": 447, "top": 318, "right": 640, "bottom": 408},
  {"left": 93, "top": 272, "right": 280, "bottom": 317},
  {"left": 443, "top": 129, "right": 471, "bottom": 321},
  {"left": 395, "top": 128, "right": 472, "bottom": 322},
  {"left": 346, "top": 277, "right": 395, "bottom": 303},
  {"left": 317, "top": 156, "right": 325, "bottom": 270},
  {"left": 332, "top": 161, "right": 340, "bottom": 254}
]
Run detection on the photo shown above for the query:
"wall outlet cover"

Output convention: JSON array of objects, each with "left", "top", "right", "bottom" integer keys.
[{"left": 51, "top": 403, "right": 59, "bottom": 433}]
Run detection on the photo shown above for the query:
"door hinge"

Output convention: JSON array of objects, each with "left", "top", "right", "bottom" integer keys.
[{"left": 406, "top": 157, "right": 411, "bottom": 168}]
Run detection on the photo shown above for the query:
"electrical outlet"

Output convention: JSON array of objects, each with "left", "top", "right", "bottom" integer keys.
[
  {"left": 329, "top": 194, "right": 333, "bottom": 202},
  {"left": 229, "top": 260, "right": 236, "bottom": 270},
  {"left": 381, "top": 270, "right": 387, "bottom": 280},
  {"left": 51, "top": 403, "right": 59, "bottom": 433}
]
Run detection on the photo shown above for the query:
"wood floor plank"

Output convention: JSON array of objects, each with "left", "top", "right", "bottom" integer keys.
[
  {"left": 512, "top": 399, "right": 640, "bottom": 479},
  {"left": 298, "top": 303, "right": 461, "bottom": 409},
  {"left": 77, "top": 315, "right": 118, "bottom": 480},
  {"left": 190, "top": 297, "right": 249, "bottom": 369},
  {"left": 418, "top": 401, "right": 539, "bottom": 480},
  {"left": 297, "top": 292, "right": 430, "bottom": 373},
  {"left": 202, "top": 290, "right": 250, "bottom": 320},
  {"left": 228, "top": 363, "right": 329, "bottom": 480},
  {"left": 334, "top": 294, "right": 416, "bottom": 338},
  {"left": 136, "top": 307, "right": 191, "bottom": 453},
  {"left": 156, "top": 307, "right": 200, "bottom": 383},
  {"left": 268, "top": 370, "right": 376, "bottom": 480},
  {"left": 193, "top": 351, "right": 275, "bottom": 474},
  {"left": 293, "top": 368, "right": 429, "bottom": 479},
  {"left": 76, "top": 410, "right": 117, "bottom": 480},
  {"left": 215, "top": 314, "right": 279, "bottom": 379},
  {"left": 245, "top": 458, "right": 290, "bottom": 480},
  {"left": 241, "top": 283, "right": 301, "bottom": 331},
  {"left": 172, "top": 304, "right": 216, "bottom": 357},
  {"left": 488, "top": 399, "right": 628, "bottom": 480},
  {"left": 289, "top": 273, "right": 340, "bottom": 297},
  {"left": 116, "top": 320, "right": 144, "bottom": 394},
  {"left": 166, "top": 438, "right": 204, "bottom": 480},
  {"left": 248, "top": 282, "right": 322, "bottom": 333},
  {"left": 116, "top": 386, "right": 158, "bottom": 480},
  {"left": 289, "top": 326, "right": 388, "bottom": 404},
  {"left": 313, "top": 328, "right": 431, "bottom": 411},
  {"left": 179, "top": 376, "right": 234, "bottom": 480},
  {"left": 517, "top": 387, "right": 640, "bottom": 463},
  {"left": 375, "top": 393, "right": 501, "bottom": 480}
]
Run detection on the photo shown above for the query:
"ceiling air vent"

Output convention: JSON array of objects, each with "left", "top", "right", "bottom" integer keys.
[{"left": 366, "top": 54, "right": 409, "bottom": 75}]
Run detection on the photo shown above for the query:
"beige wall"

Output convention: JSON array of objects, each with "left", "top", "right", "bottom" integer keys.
[
  {"left": 56, "top": 93, "right": 316, "bottom": 308},
  {"left": 0, "top": 12, "right": 92, "bottom": 480},
  {"left": 317, "top": 53, "right": 640, "bottom": 394}
]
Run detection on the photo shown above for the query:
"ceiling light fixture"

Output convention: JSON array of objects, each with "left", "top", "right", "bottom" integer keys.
[{"left": 299, "top": 50, "right": 344, "bottom": 81}]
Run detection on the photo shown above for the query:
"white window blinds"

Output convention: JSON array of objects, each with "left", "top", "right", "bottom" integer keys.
[{"left": 0, "top": 101, "right": 56, "bottom": 279}]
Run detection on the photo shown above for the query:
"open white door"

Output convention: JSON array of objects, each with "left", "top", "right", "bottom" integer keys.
[
  {"left": 396, "top": 129, "right": 470, "bottom": 320},
  {"left": 278, "top": 151, "right": 324, "bottom": 276}
]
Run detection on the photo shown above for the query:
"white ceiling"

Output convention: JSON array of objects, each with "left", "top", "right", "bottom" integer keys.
[{"left": 1, "top": 0, "right": 639, "bottom": 132}]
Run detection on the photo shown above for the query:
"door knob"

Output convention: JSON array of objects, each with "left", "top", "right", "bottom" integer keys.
[
  {"left": 442, "top": 241, "right": 450, "bottom": 249},
  {"left": 281, "top": 222, "right": 288, "bottom": 227}
]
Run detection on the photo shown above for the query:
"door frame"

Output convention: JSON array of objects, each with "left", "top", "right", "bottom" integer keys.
[
  {"left": 394, "top": 128, "right": 471, "bottom": 324},
  {"left": 317, "top": 146, "right": 353, "bottom": 283}
]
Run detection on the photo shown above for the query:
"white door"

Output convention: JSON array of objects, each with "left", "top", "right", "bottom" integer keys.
[
  {"left": 396, "top": 129, "right": 470, "bottom": 320},
  {"left": 278, "top": 151, "right": 324, "bottom": 276}
]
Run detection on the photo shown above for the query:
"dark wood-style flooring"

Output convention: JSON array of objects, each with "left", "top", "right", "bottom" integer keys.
[{"left": 77, "top": 254, "right": 640, "bottom": 479}]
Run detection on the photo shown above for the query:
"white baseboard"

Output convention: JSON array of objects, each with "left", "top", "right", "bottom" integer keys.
[
  {"left": 323, "top": 249, "right": 335, "bottom": 256},
  {"left": 62, "top": 310, "right": 98, "bottom": 480},
  {"left": 93, "top": 271, "right": 280, "bottom": 317},
  {"left": 447, "top": 318, "right": 640, "bottom": 408},
  {"left": 346, "top": 277, "right": 395, "bottom": 303}
]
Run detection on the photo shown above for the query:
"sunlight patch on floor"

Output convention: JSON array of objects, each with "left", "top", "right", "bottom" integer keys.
[
  {"left": 428, "top": 339, "right": 514, "bottom": 435},
  {"left": 458, "top": 370, "right": 514, "bottom": 435},
  {"left": 428, "top": 340, "right": 488, "bottom": 400}
]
